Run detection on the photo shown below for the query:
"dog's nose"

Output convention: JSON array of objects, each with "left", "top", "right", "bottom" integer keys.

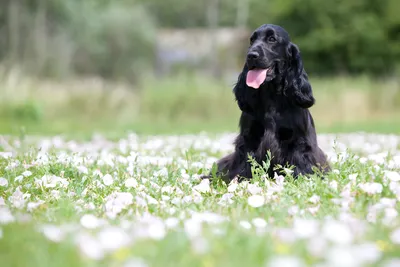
[{"left": 247, "top": 51, "right": 259, "bottom": 60}]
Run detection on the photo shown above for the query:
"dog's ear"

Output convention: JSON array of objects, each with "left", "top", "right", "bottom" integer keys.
[
  {"left": 233, "top": 64, "right": 256, "bottom": 114},
  {"left": 284, "top": 43, "right": 315, "bottom": 108}
]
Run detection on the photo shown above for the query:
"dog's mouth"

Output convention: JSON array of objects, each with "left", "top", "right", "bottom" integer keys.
[{"left": 246, "top": 66, "right": 275, "bottom": 89}]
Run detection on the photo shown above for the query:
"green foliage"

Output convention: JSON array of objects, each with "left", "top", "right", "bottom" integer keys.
[
  {"left": 0, "top": 0, "right": 156, "bottom": 82},
  {"left": 137, "top": 0, "right": 400, "bottom": 76}
]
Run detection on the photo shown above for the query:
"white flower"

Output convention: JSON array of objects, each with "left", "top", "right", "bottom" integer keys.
[
  {"left": 352, "top": 242, "right": 382, "bottom": 264},
  {"left": 390, "top": 228, "right": 400, "bottom": 244},
  {"left": 147, "top": 219, "right": 166, "bottom": 240},
  {"left": 219, "top": 193, "right": 234, "bottom": 206},
  {"left": 80, "top": 214, "right": 101, "bottom": 229},
  {"left": 22, "top": 171, "right": 32, "bottom": 177},
  {"left": 104, "top": 192, "right": 133, "bottom": 219},
  {"left": 165, "top": 217, "right": 179, "bottom": 229},
  {"left": 329, "top": 180, "right": 338, "bottom": 190},
  {"left": 265, "top": 256, "right": 305, "bottom": 267},
  {"left": 77, "top": 165, "right": 88, "bottom": 174},
  {"left": 322, "top": 220, "right": 353, "bottom": 245},
  {"left": 382, "top": 259, "right": 400, "bottom": 267},
  {"left": 124, "top": 178, "right": 138, "bottom": 188},
  {"left": 239, "top": 220, "right": 252, "bottom": 230},
  {"left": 0, "top": 207, "right": 15, "bottom": 224},
  {"left": 0, "top": 178, "right": 8, "bottom": 187},
  {"left": 307, "top": 236, "right": 327, "bottom": 258},
  {"left": 293, "top": 218, "right": 319, "bottom": 239},
  {"left": 248, "top": 195, "right": 265, "bottom": 208},
  {"left": 14, "top": 175, "right": 24, "bottom": 183},
  {"left": 326, "top": 246, "right": 358, "bottom": 267},
  {"left": 193, "top": 179, "right": 210, "bottom": 193},
  {"left": 252, "top": 217, "right": 267, "bottom": 228},
  {"left": 41, "top": 225, "right": 65, "bottom": 243},
  {"left": 76, "top": 233, "right": 104, "bottom": 260},
  {"left": 227, "top": 182, "right": 238, "bottom": 192},
  {"left": 27, "top": 200, "right": 45, "bottom": 212},
  {"left": 10, "top": 187, "right": 25, "bottom": 209},
  {"left": 98, "top": 227, "right": 131, "bottom": 252},
  {"left": 349, "top": 173, "right": 358, "bottom": 182},
  {"left": 384, "top": 171, "right": 400, "bottom": 182},
  {"left": 102, "top": 174, "right": 114, "bottom": 186},
  {"left": 123, "top": 258, "right": 148, "bottom": 267},
  {"left": 191, "top": 236, "right": 209, "bottom": 255},
  {"left": 247, "top": 183, "right": 262, "bottom": 195},
  {"left": 288, "top": 205, "right": 299, "bottom": 216},
  {"left": 184, "top": 218, "right": 202, "bottom": 239},
  {"left": 308, "top": 194, "right": 320, "bottom": 204},
  {"left": 359, "top": 182, "right": 383, "bottom": 195},
  {"left": 275, "top": 228, "right": 297, "bottom": 244}
]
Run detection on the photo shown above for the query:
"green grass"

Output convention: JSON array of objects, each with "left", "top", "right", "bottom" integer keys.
[
  {"left": 0, "top": 133, "right": 399, "bottom": 266},
  {"left": 0, "top": 71, "right": 399, "bottom": 139}
]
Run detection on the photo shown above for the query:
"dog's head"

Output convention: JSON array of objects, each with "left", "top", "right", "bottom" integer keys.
[{"left": 245, "top": 24, "right": 300, "bottom": 89}]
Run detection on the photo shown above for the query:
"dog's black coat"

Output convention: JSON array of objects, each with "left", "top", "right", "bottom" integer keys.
[{"left": 206, "top": 24, "right": 330, "bottom": 182}]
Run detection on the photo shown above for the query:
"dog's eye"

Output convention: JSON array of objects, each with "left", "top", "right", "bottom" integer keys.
[{"left": 268, "top": 36, "right": 277, "bottom": 43}]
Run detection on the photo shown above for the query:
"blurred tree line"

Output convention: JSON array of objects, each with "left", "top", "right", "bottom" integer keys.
[{"left": 0, "top": 0, "right": 399, "bottom": 82}]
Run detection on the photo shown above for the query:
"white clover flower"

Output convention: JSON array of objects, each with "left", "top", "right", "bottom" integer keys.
[
  {"left": 322, "top": 220, "right": 353, "bottom": 245},
  {"left": 184, "top": 218, "right": 202, "bottom": 239},
  {"left": 27, "top": 200, "right": 45, "bottom": 212},
  {"left": 22, "top": 170, "right": 32, "bottom": 177},
  {"left": 239, "top": 220, "right": 252, "bottom": 230},
  {"left": 104, "top": 192, "right": 133, "bottom": 219},
  {"left": 77, "top": 165, "right": 88, "bottom": 175},
  {"left": 193, "top": 179, "right": 210, "bottom": 193},
  {"left": 191, "top": 236, "right": 209, "bottom": 255},
  {"left": 326, "top": 246, "right": 358, "bottom": 267},
  {"left": 308, "top": 194, "right": 320, "bottom": 204},
  {"left": 41, "top": 225, "right": 65, "bottom": 243},
  {"left": 102, "top": 174, "right": 114, "bottom": 186},
  {"left": 382, "top": 259, "right": 400, "bottom": 267},
  {"left": 359, "top": 182, "right": 383, "bottom": 195},
  {"left": 247, "top": 183, "right": 262, "bottom": 195},
  {"left": 0, "top": 207, "right": 15, "bottom": 224},
  {"left": 352, "top": 242, "right": 382, "bottom": 265},
  {"left": 293, "top": 218, "right": 319, "bottom": 239},
  {"left": 384, "top": 171, "right": 400, "bottom": 182},
  {"left": 265, "top": 256, "right": 305, "bottom": 267},
  {"left": 75, "top": 233, "right": 104, "bottom": 260},
  {"left": 252, "top": 217, "right": 267, "bottom": 229},
  {"left": 80, "top": 214, "right": 101, "bottom": 229},
  {"left": 123, "top": 258, "right": 148, "bottom": 267},
  {"left": 146, "top": 219, "right": 166, "bottom": 240},
  {"left": 218, "top": 193, "right": 234, "bottom": 206},
  {"left": 390, "top": 228, "right": 400, "bottom": 244},
  {"left": 248, "top": 195, "right": 265, "bottom": 208},
  {"left": 307, "top": 236, "right": 327, "bottom": 258},
  {"left": 14, "top": 175, "right": 23, "bottom": 183},
  {"left": 288, "top": 205, "right": 299, "bottom": 216},
  {"left": 329, "top": 180, "right": 338, "bottom": 190},
  {"left": 10, "top": 187, "right": 25, "bottom": 209},
  {"left": 0, "top": 178, "right": 8, "bottom": 187},
  {"left": 165, "top": 217, "right": 179, "bottom": 229},
  {"left": 98, "top": 226, "right": 131, "bottom": 252},
  {"left": 227, "top": 182, "right": 238, "bottom": 192}
]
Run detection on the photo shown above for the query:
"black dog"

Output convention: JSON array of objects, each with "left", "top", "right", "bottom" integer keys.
[{"left": 205, "top": 24, "right": 330, "bottom": 183}]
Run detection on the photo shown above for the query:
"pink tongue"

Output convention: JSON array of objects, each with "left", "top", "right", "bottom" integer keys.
[{"left": 246, "top": 69, "right": 268, "bottom": 89}]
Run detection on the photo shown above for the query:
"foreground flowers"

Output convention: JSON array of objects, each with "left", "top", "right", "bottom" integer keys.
[{"left": 0, "top": 132, "right": 399, "bottom": 267}]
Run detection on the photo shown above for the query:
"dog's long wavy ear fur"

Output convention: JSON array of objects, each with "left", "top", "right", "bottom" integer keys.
[
  {"left": 284, "top": 43, "right": 315, "bottom": 108},
  {"left": 233, "top": 64, "right": 256, "bottom": 114}
]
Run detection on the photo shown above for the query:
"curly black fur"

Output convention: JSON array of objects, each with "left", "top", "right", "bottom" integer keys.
[{"left": 204, "top": 24, "right": 330, "bottom": 183}]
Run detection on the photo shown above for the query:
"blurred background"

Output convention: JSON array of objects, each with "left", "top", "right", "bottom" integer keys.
[{"left": 0, "top": 0, "right": 399, "bottom": 138}]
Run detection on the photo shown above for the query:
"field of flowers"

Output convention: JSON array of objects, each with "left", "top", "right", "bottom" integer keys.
[{"left": 0, "top": 132, "right": 400, "bottom": 267}]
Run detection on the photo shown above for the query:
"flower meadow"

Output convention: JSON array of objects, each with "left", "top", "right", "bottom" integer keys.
[{"left": 0, "top": 132, "right": 400, "bottom": 267}]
